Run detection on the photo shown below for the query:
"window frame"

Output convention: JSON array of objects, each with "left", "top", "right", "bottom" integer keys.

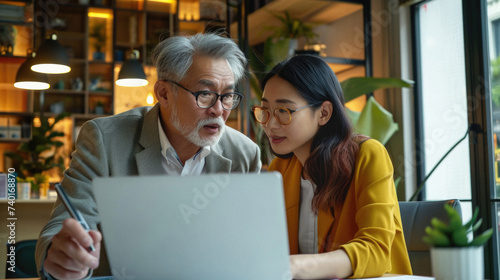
[{"left": 411, "top": 0, "right": 499, "bottom": 278}]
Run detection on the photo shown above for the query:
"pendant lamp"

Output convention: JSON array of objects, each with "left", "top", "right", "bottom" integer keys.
[
  {"left": 14, "top": 49, "right": 50, "bottom": 90},
  {"left": 31, "top": 33, "right": 71, "bottom": 74},
  {"left": 116, "top": 50, "right": 148, "bottom": 87}
]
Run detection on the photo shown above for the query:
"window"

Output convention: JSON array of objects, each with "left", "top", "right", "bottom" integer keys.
[
  {"left": 416, "top": 0, "right": 471, "bottom": 201},
  {"left": 413, "top": 0, "right": 500, "bottom": 278},
  {"left": 414, "top": 0, "right": 472, "bottom": 211}
]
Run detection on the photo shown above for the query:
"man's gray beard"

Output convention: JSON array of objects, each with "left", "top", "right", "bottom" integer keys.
[{"left": 171, "top": 107, "right": 225, "bottom": 147}]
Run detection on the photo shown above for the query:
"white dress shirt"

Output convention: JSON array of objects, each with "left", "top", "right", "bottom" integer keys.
[{"left": 158, "top": 118, "right": 210, "bottom": 175}]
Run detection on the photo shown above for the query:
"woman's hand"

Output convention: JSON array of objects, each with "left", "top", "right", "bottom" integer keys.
[{"left": 289, "top": 250, "right": 353, "bottom": 279}]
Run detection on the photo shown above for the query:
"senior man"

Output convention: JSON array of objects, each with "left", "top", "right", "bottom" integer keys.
[{"left": 35, "top": 33, "right": 261, "bottom": 280}]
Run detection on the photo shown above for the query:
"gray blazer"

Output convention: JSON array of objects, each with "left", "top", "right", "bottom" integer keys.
[{"left": 35, "top": 104, "right": 262, "bottom": 277}]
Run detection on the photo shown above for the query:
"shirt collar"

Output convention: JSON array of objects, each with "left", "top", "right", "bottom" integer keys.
[{"left": 157, "top": 117, "right": 211, "bottom": 165}]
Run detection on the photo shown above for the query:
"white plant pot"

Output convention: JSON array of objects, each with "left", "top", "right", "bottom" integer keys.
[
  {"left": 17, "top": 182, "right": 31, "bottom": 200},
  {"left": 430, "top": 246, "right": 484, "bottom": 280},
  {"left": 288, "top": 38, "right": 298, "bottom": 57}
]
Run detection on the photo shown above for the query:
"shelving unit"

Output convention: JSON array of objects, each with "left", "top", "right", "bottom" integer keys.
[
  {"left": 0, "top": 1, "right": 35, "bottom": 148},
  {"left": 231, "top": 0, "right": 371, "bottom": 80},
  {"left": 0, "top": 112, "right": 32, "bottom": 142},
  {"left": 0, "top": 0, "right": 235, "bottom": 152},
  {"left": 228, "top": 0, "right": 372, "bottom": 133}
]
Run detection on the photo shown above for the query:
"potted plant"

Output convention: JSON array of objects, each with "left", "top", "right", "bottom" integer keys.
[
  {"left": 34, "top": 173, "right": 50, "bottom": 199},
  {"left": 95, "top": 100, "right": 105, "bottom": 114},
  {"left": 0, "top": 24, "right": 17, "bottom": 56},
  {"left": 423, "top": 203, "right": 493, "bottom": 279},
  {"left": 16, "top": 177, "right": 31, "bottom": 200},
  {"left": 5, "top": 113, "right": 68, "bottom": 184},
  {"left": 89, "top": 22, "right": 106, "bottom": 60},
  {"left": 265, "top": 11, "right": 319, "bottom": 57}
]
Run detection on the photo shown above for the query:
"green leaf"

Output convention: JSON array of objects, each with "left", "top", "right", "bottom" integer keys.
[
  {"left": 264, "top": 37, "right": 289, "bottom": 69},
  {"left": 423, "top": 226, "right": 451, "bottom": 247},
  {"left": 49, "top": 112, "right": 70, "bottom": 130},
  {"left": 4, "top": 151, "right": 24, "bottom": 161},
  {"left": 451, "top": 228, "right": 469, "bottom": 246},
  {"left": 394, "top": 176, "right": 402, "bottom": 190},
  {"left": 444, "top": 204, "right": 463, "bottom": 232},
  {"left": 341, "top": 77, "right": 413, "bottom": 103},
  {"left": 472, "top": 218, "right": 483, "bottom": 233},
  {"left": 354, "top": 97, "right": 399, "bottom": 145},
  {"left": 463, "top": 207, "right": 479, "bottom": 230},
  {"left": 48, "top": 131, "right": 64, "bottom": 139},
  {"left": 346, "top": 108, "right": 361, "bottom": 127},
  {"left": 470, "top": 229, "right": 493, "bottom": 246},
  {"left": 431, "top": 217, "right": 451, "bottom": 233},
  {"left": 448, "top": 213, "right": 463, "bottom": 232}
]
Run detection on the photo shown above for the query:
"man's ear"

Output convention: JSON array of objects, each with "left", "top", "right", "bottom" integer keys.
[
  {"left": 154, "top": 81, "right": 169, "bottom": 107},
  {"left": 318, "top": 101, "right": 333, "bottom": 126}
]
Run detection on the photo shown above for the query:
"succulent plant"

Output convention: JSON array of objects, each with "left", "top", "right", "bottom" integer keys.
[
  {"left": 423, "top": 204, "right": 493, "bottom": 247},
  {"left": 265, "top": 11, "right": 319, "bottom": 44}
]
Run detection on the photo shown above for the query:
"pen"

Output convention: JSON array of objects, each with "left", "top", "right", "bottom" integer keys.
[{"left": 55, "top": 183, "right": 96, "bottom": 252}]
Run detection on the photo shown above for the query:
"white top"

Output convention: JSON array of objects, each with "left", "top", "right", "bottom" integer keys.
[
  {"left": 158, "top": 118, "right": 210, "bottom": 175},
  {"left": 298, "top": 177, "right": 318, "bottom": 254}
]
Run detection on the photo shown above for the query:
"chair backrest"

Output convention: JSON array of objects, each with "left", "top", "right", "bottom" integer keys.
[
  {"left": 398, "top": 199, "right": 461, "bottom": 276},
  {"left": 5, "top": 239, "right": 38, "bottom": 278}
]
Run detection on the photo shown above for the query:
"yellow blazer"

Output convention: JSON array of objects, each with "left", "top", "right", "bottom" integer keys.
[{"left": 269, "top": 139, "right": 412, "bottom": 278}]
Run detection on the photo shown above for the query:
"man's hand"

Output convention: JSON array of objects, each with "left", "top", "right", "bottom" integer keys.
[{"left": 44, "top": 218, "right": 101, "bottom": 280}]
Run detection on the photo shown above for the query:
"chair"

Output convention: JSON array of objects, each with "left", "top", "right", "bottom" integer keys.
[
  {"left": 5, "top": 239, "right": 38, "bottom": 278},
  {"left": 398, "top": 199, "right": 462, "bottom": 276}
]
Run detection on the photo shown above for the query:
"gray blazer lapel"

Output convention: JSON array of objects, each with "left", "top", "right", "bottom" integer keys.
[
  {"left": 205, "top": 151, "right": 232, "bottom": 173},
  {"left": 136, "top": 104, "right": 164, "bottom": 175}
]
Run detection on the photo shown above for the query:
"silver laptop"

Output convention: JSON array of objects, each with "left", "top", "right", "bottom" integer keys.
[{"left": 93, "top": 172, "right": 291, "bottom": 280}]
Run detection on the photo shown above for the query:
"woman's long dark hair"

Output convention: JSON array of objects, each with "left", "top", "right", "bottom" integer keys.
[{"left": 261, "top": 55, "right": 364, "bottom": 212}]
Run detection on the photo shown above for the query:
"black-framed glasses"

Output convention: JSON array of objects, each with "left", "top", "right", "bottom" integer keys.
[
  {"left": 251, "top": 104, "right": 319, "bottom": 125},
  {"left": 163, "top": 79, "right": 244, "bottom": 110}
]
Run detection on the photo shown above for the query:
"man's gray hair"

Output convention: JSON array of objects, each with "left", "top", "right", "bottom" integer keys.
[{"left": 151, "top": 33, "right": 247, "bottom": 83}]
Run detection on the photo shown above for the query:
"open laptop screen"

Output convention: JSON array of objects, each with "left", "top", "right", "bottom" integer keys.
[{"left": 93, "top": 172, "right": 291, "bottom": 280}]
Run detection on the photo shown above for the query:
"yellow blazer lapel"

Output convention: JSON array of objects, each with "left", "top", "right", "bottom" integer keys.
[
  {"left": 272, "top": 156, "right": 302, "bottom": 254},
  {"left": 318, "top": 208, "right": 335, "bottom": 253}
]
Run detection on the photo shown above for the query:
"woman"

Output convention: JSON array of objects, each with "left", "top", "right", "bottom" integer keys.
[{"left": 252, "top": 55, "right": 412, "bottom": 279}]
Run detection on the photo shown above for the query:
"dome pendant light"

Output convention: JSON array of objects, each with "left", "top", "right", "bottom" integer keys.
[
  {"left": 116, "top": 50, "right": 148, "bottom": 87},
  {"left": 14, "top": 49, "right": 50, "bottom": 90},
  {"left": 31, "top": 33, "right": 71, "bottom": 74}
]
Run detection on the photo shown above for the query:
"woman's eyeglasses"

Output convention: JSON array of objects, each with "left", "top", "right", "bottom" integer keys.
[
  {"left": 163, "top": 79, "right": 244, "bottom": 110},
  {"left": 251, "top": 104, "right": 318, "bottom": 125}
]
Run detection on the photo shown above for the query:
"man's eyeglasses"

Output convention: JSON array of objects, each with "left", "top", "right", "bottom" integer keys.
[
  {"left": 163, "top": 79, "right": 244, "bottom": 110},
  {"left": 251, "top": 104, "right": 318, "bottom": 125}
]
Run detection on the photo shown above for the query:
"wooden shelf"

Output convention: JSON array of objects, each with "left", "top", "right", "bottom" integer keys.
[
  {"left": 0, "top": 112, "right": 33, "bottom": 117},
  {"left": 0, "top": 138, "right": 30, "bottom": 143},
  {"left": 89, "top": 90, "right": 112, "bottom": 96},
  {"left": 0, "top": 56, "right": 26, "bottom": 63},
  {"left": 45, "top": 89, "right": 86, "bottom": 95},
  {"left": 230, "top": 0, "right": 363, "bottom": 46},
  {"left": 89, "top": 60, "right": 114, "bottom": 65},
  {"left": 56, "top": 31, "right": 87, "bottom": 40},
  {"left": 0, "top": 19, "right": 31, "bottom": 25}
]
